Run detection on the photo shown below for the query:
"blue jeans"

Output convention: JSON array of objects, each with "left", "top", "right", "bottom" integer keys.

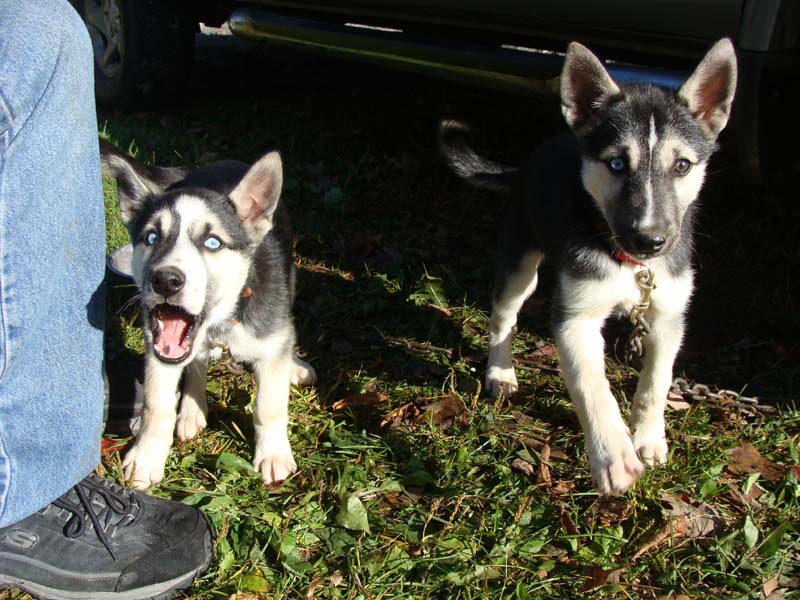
[{"left": 0, "top": 0, "right": 105, "bottom": 526}]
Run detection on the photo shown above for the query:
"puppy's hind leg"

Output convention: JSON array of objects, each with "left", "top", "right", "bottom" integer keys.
[
  {"left": 486, "top": 250, "right": 544, "bottom": 397},
  {"left": 176, "top": 355, "right": 208, "bottom": 442}
]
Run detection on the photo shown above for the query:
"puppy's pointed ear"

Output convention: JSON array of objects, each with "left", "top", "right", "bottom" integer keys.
[
  {"left": 100, "top": 140, "right": 162, "bottom": 227},
  {"left": 229, "top": 151, "right": 283, "bottom": 241},
  {"left": 678, "top": 38, "right": 737, "bottom": 138},
  {"left": 560, "top": 42, "right": 621, "bottom": 131}
]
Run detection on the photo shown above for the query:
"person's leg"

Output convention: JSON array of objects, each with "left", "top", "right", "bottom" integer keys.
[
  {"left": 0, "top": 0, "right": 105, "bottom": 527},
  {"left": 0, "top": 4, "right": 214, "bottom": 598}
]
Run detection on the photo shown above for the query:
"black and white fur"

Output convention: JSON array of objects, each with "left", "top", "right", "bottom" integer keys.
[
  {"left": 101, "top": 141, "right": 316, "bottom": 489},
  {"left": 441, "top": 39, "right": 737, "bottom": 494}
]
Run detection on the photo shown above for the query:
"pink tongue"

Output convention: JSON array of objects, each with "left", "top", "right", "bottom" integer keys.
[{"left": 155, "top": 313, "right": 191, "bottom": 359}]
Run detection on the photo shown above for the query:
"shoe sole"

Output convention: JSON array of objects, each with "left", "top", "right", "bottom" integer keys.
[
  {"left": 0, "top": 567, "right": 201, "bottom": 600},
  {"left": 0, "top": 515, "right": 215, "bottom": 600}
]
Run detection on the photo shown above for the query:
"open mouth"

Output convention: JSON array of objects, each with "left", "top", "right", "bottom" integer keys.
[{"left": 150, "top": 304, "right": 199, "bottom": 363}]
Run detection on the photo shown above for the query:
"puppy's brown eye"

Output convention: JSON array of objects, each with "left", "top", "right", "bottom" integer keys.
[{"left": 674, "top": 159, "right": 692, "bottom": 175}]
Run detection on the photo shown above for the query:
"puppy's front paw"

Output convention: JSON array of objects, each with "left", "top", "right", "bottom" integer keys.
[
  {"left": 485, "top": 366, "right": 518, "bottom": 398},
  {"left": 632, "top": 422, "right": 669, "bottom": 467},
  {"left": 122, "top": 438, "right": 171, "bottom": 490},
  {"left": 291, "top": 358, "right": 317, "bottom": 386},
  {"left": 587, "top": 431, "right": 645, "bottom": 495},
  {"left": 176, "top": 401, "right": 207, "bottom": 442},
  {"left": 253, "top": 436, "right": 297, "bottom": 486}
]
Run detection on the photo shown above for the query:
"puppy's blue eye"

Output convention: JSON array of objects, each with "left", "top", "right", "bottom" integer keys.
[
  {"left": 607, "top": 157, "right": 627, "bottom": 173},
  {"left": 204, "top": 236, "right": 222, "bottom": 251},
  {"left": 144, "top": 231, "right": 159, "bottom": 246}
]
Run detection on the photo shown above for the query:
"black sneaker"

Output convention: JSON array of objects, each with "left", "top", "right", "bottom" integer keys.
[{"left": 0, "top": 472, "right": 214, "bottom": 600}]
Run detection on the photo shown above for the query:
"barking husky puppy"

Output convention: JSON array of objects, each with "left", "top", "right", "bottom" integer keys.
[
  {"left": 441, "top": 39, "right": 737, "bottom": 494},
  {"left": 101, "top": 142, "right": 316, "bottom": 489}
]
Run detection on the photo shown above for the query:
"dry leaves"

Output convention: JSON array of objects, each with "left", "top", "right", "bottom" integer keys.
[
  {"left": 632, "top": 493, "right": 723, "bottom": 561},
  {"left": 380, "top": 394, "right": 467, "bottom": 432},
  {"left": 589, "top": 496, "right": 634, "bottom": 528},
  {"left": 511, "top": 458, "right": 536, "bottom": 478},
  {"left": 331, "top": 392, "right": 388, "bottom": 411},
  {"left": 517, "top": 434, "right": 570, "bottom": 461},
  {"left": 726, "top": 480, "right": 765, "bottom": 510},
  {"left": 526, "top": 343, "right": 558, "bottom": 360},
  {"left": 726, "top": 442, "right": 785, "bottom": 482},
  {"left": 580, "top": 565, "right": 626, "bottom": 593},
  {"left": 762, "top": 575, "right": 780, "bottom": 599},
  {"left": 511, "top": 440, "right": 575, "bottom": 493},
  {"left": 666, "top": 390, "right": 692, "bottom": 411},
  {"left": 305, "top": 572, "right": 343, "bottom": 600}
]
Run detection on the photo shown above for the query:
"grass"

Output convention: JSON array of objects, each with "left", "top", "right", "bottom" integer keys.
[{"left": 22, "top": 34, "right": 800, "bottom": 599}]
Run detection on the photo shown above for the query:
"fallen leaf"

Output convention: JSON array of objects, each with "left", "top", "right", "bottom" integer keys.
[
  {"left": 761, "top": 568, "right": 785, "bottom": 598},
  {"left": 726, "top": 442, "right": 784, "bottom": 482},
  {"left": 305, "top": 572, "right": 344, "bottom": 600},
  {"left": 726, "top": 481, "right": 764, "bottom": 510},
  {"left": 537, "top": 444, "right": 552, "bottom": 486},
  {"left": 580, "top": 566, "right": 625, "bottom": 593},
  {"left": 511, "top": 411, "right": 535, "bottom": 425},
  {"left": 526, "top": 343, "right": 557, "bottom": 360},
  {"left": 632, "top": 494, "right": 723, "bottom": 561},
  {"left": 663, "top": 494, "right": 723, "bottom": 538},
  {"left": 422, "top": 395, "right": 467, "bottom": 428},
  {"left": 517, "top": 435, "right": 569, "bottom": 461},
  {"left": 380, "top": 394, "right": 467, "bottom": 431},
  {"left": 380, "top": 402, "right": 423, "bottom": 432},
  {"left": 511, "top": 458, "right": 536, "bottom": 478},
  {"left": 666, "top": 391, "right": 692, "bottom": 411},
  {"left": 559, "top": 507, "right": 581, "bottom": 537},
  {"left": 380, "top": 492, "right": 412, "bottom": 509},
  {"left": 590, "top": 496, "right": 633, "bottom": 528},
  {"left": 549, "top": 480, "right": 576, "bottom": 496},
  {"left": 331, "top": 392, "right": 388, "bottom": 411}
]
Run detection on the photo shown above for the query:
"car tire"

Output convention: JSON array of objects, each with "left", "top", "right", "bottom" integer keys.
[{"left": 69, "top": 0, "right": 195, "bottom": 109}]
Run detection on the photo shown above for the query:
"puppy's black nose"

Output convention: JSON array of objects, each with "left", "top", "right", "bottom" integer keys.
[
  {"left": 631, "top": 232, "right": 666, "bottom": 255},
  {"left": 151, "top": 267, "right": 185, "bottom": 297}
]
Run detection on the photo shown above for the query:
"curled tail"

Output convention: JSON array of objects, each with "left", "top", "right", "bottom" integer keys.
[{"left": 438, "top": 120, "right": 516, "bottom": 192}]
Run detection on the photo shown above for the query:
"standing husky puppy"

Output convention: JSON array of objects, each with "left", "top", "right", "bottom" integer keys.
[
  {"left": 101, "top": 141, "right": 316, "bottom": 489},
  {"left": 441, "top": 39, "right": 736, "bottom": 494}
]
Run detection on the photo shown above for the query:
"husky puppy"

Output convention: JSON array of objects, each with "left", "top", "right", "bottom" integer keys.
[
  {"left": 441, "top": 39, "right": 737, "bottom": 494},
  {"left": 101, "top": 141, "right": 316, "bottom": 489}
]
